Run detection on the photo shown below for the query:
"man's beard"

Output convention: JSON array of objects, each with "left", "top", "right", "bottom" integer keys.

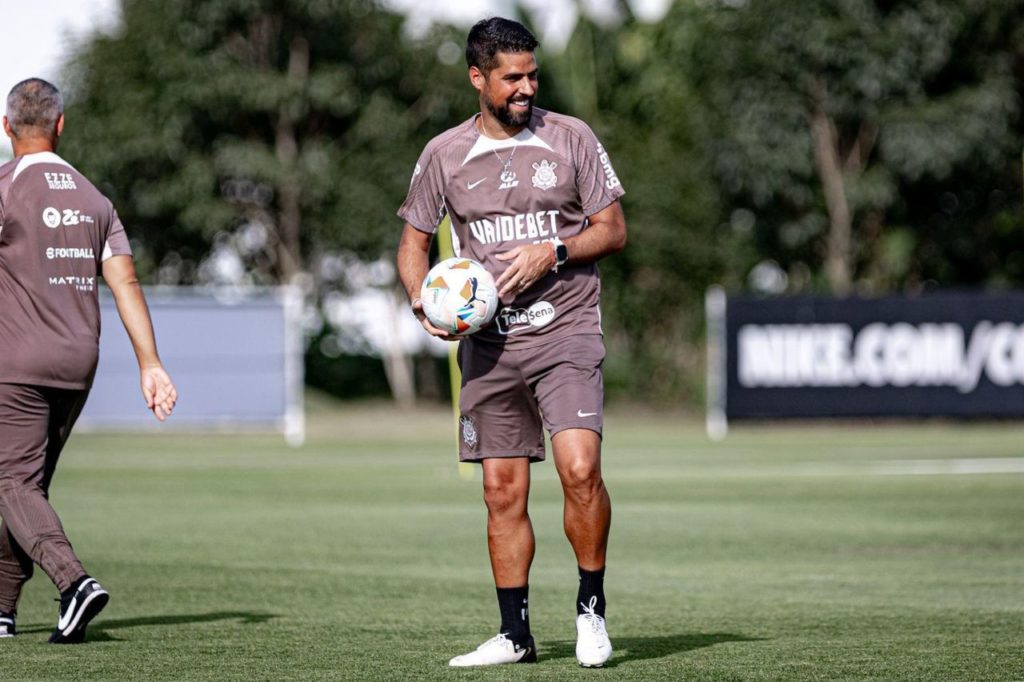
[{"left": 486, "top": 96, "right": 533, "bottom": 128}]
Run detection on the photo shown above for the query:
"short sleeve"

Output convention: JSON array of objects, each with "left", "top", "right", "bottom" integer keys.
[
  {"left": 572, "top": 125, "right": 625, "bottom": 218},
  {"left": 397, "top": 146, "right": 447, "bottom": 234},
  {"left": 101, "top": 207, "right": 133, "bottom": 261}
]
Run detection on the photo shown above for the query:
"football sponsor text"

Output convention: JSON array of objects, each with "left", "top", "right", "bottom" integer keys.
[
  {"left": 42, "top": 207, "right": 94, "bottom": 228},
  {"left": 469, "top": 210, "right": 559, "bottom": 245},
  {"left": 739, "top": 322, "right": 1024, "bottom": 393},
  {"left": 596, "top": 143, "right": 620, "bottom": 190},
  {"left": 46, "top": 247, "right": 95, "bottom": 260},
  {"left": 498, "top": 168, "right": 519, "bottom": 190},
  {"left": 497, "top": 301, "right": 556, "bottom": 335},
  {"left": 44, "top": 172, "right": 77, "bottom": 190},
  {"left": 48, "top": 275, "right": 95, "bottom": 292}
]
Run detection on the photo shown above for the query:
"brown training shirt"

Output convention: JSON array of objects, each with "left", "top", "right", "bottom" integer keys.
[
  {"left": 399, "top": 108, "right": 624, "bottom": 348},
  {"left": 0, "top": 152, "right": 132, "bottom": 389}
]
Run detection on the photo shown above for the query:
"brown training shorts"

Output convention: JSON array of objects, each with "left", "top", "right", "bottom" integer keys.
[{"left": 457, "top": 333, "right": 605, "bottom": 462}]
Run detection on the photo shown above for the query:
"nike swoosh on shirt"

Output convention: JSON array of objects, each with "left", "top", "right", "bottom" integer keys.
[
  {"left": 467, "top": 178, "right": 486, "bottom": 189},
  {"left": 577, "top": 410, "right": 598, "bottom": 418}
]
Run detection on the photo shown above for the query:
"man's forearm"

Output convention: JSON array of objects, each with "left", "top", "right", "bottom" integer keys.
[
  {"left": 561, "top": 201, "right": 627, "bottom": 266},
  {"left": 397, "top": 225, "right": 433, "bottom": 302},
  {"left": 112, "top": 282, "right": 162, "bottom": 368}
]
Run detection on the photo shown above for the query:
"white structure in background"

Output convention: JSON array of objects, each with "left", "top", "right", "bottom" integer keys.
[
  {"left": 81, "top": 286, "right": 306, "bottom": 446},
  {"left": 315, "top": 253, "right": 448, "bottom": 407}
]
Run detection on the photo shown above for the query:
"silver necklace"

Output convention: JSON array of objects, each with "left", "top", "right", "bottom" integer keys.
[{"left": 493, "top": 145, "right": 517, "bottom": 183}]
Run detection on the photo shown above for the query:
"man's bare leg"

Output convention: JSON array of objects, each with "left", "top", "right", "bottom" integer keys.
[
  {"left": 449, "top": 457, "right": 537, "bottom": 667},
  {"left": 552, "top": 428, "right": 610, "bottom": 570},
  {"left": 553, "top": 428, "right": 613, "bottom": 667}
]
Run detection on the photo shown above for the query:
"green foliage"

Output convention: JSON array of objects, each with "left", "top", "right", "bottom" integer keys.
[
  {"left": 61, "top": 0, "right": 471, "bottom": 283},
  {"left": 549, "top": 16, "right": 724, "bottom": 403},
  {"left": 688, "top": 0, "right": 1024, "bottom": 293}
]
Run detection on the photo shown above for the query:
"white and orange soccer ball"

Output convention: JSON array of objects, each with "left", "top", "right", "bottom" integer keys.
[{"left": 420, "top": 257, "right": 498, "bottom": 336}]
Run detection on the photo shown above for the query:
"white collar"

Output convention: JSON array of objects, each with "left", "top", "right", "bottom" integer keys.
[
  {"left": 12, "top": 151, "right": 74, "bottom": 182},
  {"left": 462, "top": 119, "right": 553, "bottom": 166}
]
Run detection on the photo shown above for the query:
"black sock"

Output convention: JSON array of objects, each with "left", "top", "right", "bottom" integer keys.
[
  {"left": 577, "top": 566, "right": 606, "bottom": 617},
  {"left": 496, "top": 585, "right": 531, "bottom": 645}
]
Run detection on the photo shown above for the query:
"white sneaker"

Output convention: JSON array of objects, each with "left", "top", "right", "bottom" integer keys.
[
  {"left": 575, "top": 596, "right": 612, "bottom": 667},
  {"left": 448, "top": 633, "right": 537, "bottom": 667}
]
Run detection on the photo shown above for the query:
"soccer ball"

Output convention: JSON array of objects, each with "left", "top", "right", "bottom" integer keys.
[{"left": 420, "top": 257, "right": 498, "bottom": 336}]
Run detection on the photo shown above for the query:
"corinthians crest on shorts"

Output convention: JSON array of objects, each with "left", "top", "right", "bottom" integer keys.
[
  {"left": 531, "top": 160, "right": 557, "bottom": 190},
  {"left": 460, "top": 415, "right": 479, "bottom": 448}
]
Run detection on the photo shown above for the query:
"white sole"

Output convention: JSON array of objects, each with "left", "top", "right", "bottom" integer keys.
[{"left": 59, "top": 589, "right": 109, "bottom": 636}]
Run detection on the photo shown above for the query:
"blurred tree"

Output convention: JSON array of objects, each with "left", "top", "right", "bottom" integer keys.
[
  {"left": 688, "top": 0, "right": 1024, "bottom": 295},
  {"left": 61, "top": 0, "right": 473, "bottom": 285},
  {"left": 544, "top": 11, "right": 725, "bottom": 403}
]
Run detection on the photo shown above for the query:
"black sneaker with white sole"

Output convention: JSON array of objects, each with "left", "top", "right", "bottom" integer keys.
[
  {"left": 0, "top": 612, "right": 14, "bottom": 638},
  {"left": 49, "top": 577, "right": 109, "bottom": 644}
]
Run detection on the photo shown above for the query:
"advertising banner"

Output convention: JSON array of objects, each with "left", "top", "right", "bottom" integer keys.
[{"left": 706, "top": 289, "right": 1024, "bottom": 434}]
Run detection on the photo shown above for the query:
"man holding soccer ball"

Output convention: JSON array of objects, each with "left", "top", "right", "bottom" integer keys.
[{"left": 396, "top": 17, "right": 627, "bottom": 668}]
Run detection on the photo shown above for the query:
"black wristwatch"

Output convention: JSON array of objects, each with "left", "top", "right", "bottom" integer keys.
[{"left": 552, "top": 237, "right": 569, "bottom": 272}]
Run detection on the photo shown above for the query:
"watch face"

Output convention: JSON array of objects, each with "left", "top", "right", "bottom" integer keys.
[{"left": 556, "top": 243, "right": 568, "bottom": 263}]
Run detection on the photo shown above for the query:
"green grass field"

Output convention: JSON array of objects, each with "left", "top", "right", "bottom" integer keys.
[{"left": 1, "top": 401, "right": 1022, "bottom": 680}]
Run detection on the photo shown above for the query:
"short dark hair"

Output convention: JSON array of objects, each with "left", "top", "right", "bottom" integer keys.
[
  {"left": 6, "top": 78, "right": 63, "bottom": 139},
  {"left": 466, "top": 17, "right": 539, "bottom": 74}
]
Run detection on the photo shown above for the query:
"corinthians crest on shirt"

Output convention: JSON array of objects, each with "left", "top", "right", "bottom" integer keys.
[{"left": 531, "top": 160, "right": 558, "bottom": 190}]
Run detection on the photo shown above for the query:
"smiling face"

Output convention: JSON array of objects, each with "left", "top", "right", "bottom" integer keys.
[{"left": 471, "top": 51, "right": 538, "bottom": 136}]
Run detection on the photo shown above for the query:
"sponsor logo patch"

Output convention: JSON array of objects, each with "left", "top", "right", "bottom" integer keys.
[
  {"left": 46, "top": 247, "right": 95, "bottom": 260},
  {"left": 44, "top": 172, "right": 77, "bottom": 190},
  {"left": 41, "top": 207, "right": 94, "bottom": 228},
  {"left": 498, "top": 168, "right": 518, "bottom": 190},
  {"left": 597, "top": 143, "right": 621, "bottom": 190},
  {"left": 42, "top": 207, "right": 61, "bottom": 228},
  {"left": 468, "top": 210, "right": 560, "bottom": 246},
  {"left": 48, "top": 275, "right": 95, "bottom": 292},
  {"left": 496, "top": 301, "right": 556, "bottom": 335}
]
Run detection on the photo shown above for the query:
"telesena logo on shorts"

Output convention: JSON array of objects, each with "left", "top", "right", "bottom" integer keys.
[{"left": 497, "top": 301, "right": 556, "bottom": 335}]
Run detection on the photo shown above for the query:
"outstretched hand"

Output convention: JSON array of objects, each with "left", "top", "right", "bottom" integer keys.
[
  {"left": 495, "top": 242, "right": 555, "bottom": 299},
  {"left": 141, "top": 365, "right": 177, "bottom": 421}
]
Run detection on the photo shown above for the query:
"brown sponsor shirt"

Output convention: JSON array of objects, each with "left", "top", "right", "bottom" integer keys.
[
  {"left": 398, "top": 108, "right": 624, "bottom": 348},
  {"left": 0, "top": 152, "right": 132, "bottom": 389}
]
